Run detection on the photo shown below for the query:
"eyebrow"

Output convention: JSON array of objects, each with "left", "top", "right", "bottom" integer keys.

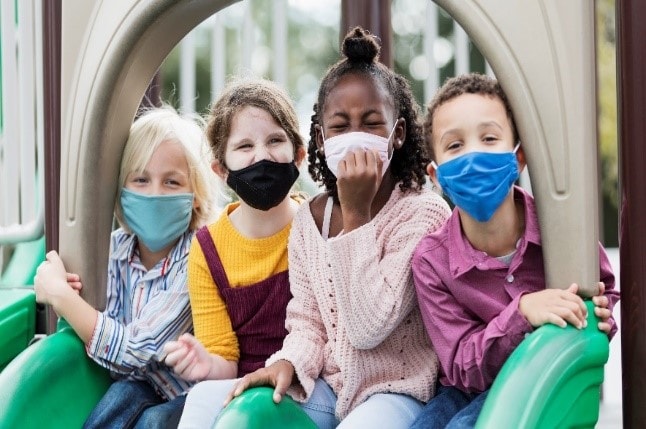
[{"left": 477, "top": 121, "right": 504, "bottom": 132}]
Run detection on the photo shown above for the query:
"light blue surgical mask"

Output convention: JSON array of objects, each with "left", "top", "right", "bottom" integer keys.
[
  {"left": 432, "top": 144, "right": 520, "bottom": 222},
  {"left": 120, "top": 188, "right": 193, "bottom": 252}
]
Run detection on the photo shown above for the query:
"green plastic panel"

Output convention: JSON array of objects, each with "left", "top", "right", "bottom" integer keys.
[
  {"left": 214, "top": 387, "right": 317, "bottom": 429},
  {"left": 0, "top": 236, "right": 46, "bottom": 286},
  {"left": 0, "top": 325, "right": 111, "bottom": 429},
  {"left": 0, "top": 288, "right": 35, "bottom": 371},
  {"left": 476, "top": 300, "right": 608, "bottom": 429}
]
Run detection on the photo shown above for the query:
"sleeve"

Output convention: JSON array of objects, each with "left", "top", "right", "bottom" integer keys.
[
  {"left": 87, "top": 241, "right": 193, "bottom": 373},
  {"left": 598, "top": 244, "right": 620, "bottom": 339},
  {"left": 187, "top": 235, "right": 239, "bottom": 361},
  {"left": 412, "top": 246, "right": 532, "bottom": 393},
  {"left": 266, "top": 212, "right": 327, "bottom": 402},
  {"left": 327, "top": 193, "right": 451, "bottom": 349}
]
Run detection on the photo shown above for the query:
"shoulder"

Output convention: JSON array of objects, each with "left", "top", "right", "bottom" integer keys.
[
  {"left": 109, "top": 228, "right": 135, "bottom": 260},
  {"left": 389, "top": 187, "right": 452, "bottom": 225},
  {"left": 413, "top": 220, "right": 452, "bottom": 264}
]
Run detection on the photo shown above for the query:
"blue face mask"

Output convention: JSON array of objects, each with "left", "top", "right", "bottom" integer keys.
[
  {"left": 433, "top": 146, "right": 520, "bottom": 222},
  {"left": 120, "top": 188, "right": 194, "bottom": 252}
]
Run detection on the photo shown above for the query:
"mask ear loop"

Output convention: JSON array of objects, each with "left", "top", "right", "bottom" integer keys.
[
  {"left": 386, "top": 122, "right": 399, "bottom": 161},
  {"left": 513, "top": 142, "right": 521, "bottom": 153}
]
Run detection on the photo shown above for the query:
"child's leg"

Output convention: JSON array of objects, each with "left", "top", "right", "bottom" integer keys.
[
  {"left": 133, "top": 393, "right": 187, "bottom": 429},
  {"left": 446, "top": 389, "right": 490, "bottom": 429},
  {"left": 299, "top": 378, "right": 339, "bottom": 429},
  {"left": 83, "top": 379, "right": 162, "bottom": 429},
  {"left": 409, "top": 385, "right": 482, "bottom": 429},
  {"left": 338, "top": 392, "right": 423, "bottom": 429},
  {"left": 177, "top": 379, "right": 237, "bottom": 429}
]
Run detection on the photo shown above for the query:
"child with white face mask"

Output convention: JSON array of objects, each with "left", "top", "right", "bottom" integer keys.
[
  {"left": 410, "top": 73, "right": 620, "bottom": 429},
  {"left": 222, "top": 27, "right": 451, "bottom": 429},
  {"left": 34, "top": 106, "right": 215, "bottom": 429}
]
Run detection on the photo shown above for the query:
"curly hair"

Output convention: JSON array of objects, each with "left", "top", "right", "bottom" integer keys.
[
  {"left": 307, "top": 27, "right": 428, "bottom": 201},
  {"left": 206, "top": 78, "right": 304, "bottom": 168},
  {"left": 424, "top": 73, "right": 518, "bottom": 160}
]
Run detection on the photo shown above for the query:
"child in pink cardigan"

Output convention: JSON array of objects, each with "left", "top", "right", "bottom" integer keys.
[{"left": 223, "top": 27, "right": 451, "bottom": 429}]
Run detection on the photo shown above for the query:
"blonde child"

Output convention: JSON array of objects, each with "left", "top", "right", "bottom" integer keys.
[{"left": 34, "top": 106, "right": 214, "bottom": 429}]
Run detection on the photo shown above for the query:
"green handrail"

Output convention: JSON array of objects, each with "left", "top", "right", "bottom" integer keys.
[{"left": 476, "top": 300, "right": 608, "bottom": 429}]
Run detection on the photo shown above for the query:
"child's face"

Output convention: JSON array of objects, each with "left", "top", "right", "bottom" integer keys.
[
  {"left": 317, "top": 73, "right": 403, "bottom": 150},
  {"left": 430, "top": 93, "right": 516, "bottom": 167},
  {"left": 218, "top": 105, "right": 297, "bottom": 175},
  {"left": 125, "top": 139, "right": 192, "bottom": 196}
]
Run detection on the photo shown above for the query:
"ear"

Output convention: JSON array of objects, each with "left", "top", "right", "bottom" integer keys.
[
  {"left": 315, "top": 124, "right": 325, "bottom": 154},
  {"left": 295, "top": 145, "right": 306, "bottom": 167},
  {"left": 515, "top": 144, "right": 527, "bottom": 173},
  {"left": 212, "top": 159, "right": 228, "bottom": 181},
  {"left": 393, "top": 117, "right": 406, "bottom": 150},
  {"left": 426, "top": 161, "right": 441, "bottom": 190}
]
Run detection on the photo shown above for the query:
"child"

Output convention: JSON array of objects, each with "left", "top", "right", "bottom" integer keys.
[
  {"left": 161, "top": 78, "right": 307, "bottom": 428},
  {"left": 223, "top": 27, "right": 451, "bottom": 429},
  {"left": 409, "top": 73, "right": 620, "bottom": 429},
  {"left": 33, "top": 106, "right": 214, "bottom": 429}
]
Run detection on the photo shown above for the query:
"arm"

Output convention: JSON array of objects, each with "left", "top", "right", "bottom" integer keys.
[
  {"left": 164, "top": 333, "right": 237, "bottom": 381},
  {"left": 265, "top": 212, "right": 327, "bottom": 402},
  {"left": 185, "top": 238, "right": 239, "bottom": 376},
  {"left": 87, "top": 255, "right": 193, "bottom": 373},
  {"left": 412, "top": 248, "right": 531, "bottom": 392},
  {"left": 329, "top": 192, "right": 450, "bottom": 349},
  {"left": 34, "top": 251, "right": 98, "bottom": 343}
]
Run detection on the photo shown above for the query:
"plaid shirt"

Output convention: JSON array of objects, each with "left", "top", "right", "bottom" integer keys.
[{"left": 87, "top": 228, "right": 195, "bottom": 400}]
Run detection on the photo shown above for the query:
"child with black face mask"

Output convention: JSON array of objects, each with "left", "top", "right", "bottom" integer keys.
[{"left": 163, "top": 78, "right": 306, "bottom": 428}]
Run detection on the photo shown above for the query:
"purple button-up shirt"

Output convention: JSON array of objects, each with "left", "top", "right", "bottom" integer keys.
[{"left": 412, "top": 186, "right": 619, "bottom": 393}]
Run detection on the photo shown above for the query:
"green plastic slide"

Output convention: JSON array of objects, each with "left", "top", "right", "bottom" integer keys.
[
  {"left": 214, "top": 386, "right": 317, "bottom": 429},
  {"left": 476, "top": 300, "right": 608, "bottom": 428},
  {"left": 0, "top": 320, "right": 111, "bottom": 429}
]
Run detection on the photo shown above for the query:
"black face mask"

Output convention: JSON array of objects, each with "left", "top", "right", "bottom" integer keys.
[{"left": 226, "top": 159, "right": 300, "bottom": 211}]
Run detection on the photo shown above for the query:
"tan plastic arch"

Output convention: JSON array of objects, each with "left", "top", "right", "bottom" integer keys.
[
  {"left": 433, "top": 0, "right": 599, "bottom": 297},
  {"left": 60, "top": 0, "right": 599, "bottom": 311},
  {"left": 60, "top": 0, "right": 239, "bottom": 308}
]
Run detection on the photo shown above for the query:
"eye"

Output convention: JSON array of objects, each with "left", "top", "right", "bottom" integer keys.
[
  {"left": 268, "top": 136, "right": 286, "bottom": 145},
  {"left": 447, "top": 141, "right": 463, "bottom": 151},
  {"left": 130, "top": 176, "right": 148, "bottom": 184},
  {"left": 483, "top": 135, "right": 499, "bottom": 143}
]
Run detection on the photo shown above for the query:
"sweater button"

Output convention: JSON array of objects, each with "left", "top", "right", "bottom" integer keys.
[{"left": 506, "top": 274, "right": 514, "bottom": 283}]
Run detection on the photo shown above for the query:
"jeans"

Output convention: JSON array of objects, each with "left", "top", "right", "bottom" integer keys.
[
  {"left": 177, "top": 379, "right": 238, "bottom": 429},
  {"left": 179, "top": 378, "right": 423, "bottom": 429},
  {"left": 409, "top": 385, "right": 490, "bottom": 429},
  {"left": 83, "top": 379, "right": 186, "bottom": 429},
  {"left": 302, "top": 379, "right": 424, "bottom": 429}
]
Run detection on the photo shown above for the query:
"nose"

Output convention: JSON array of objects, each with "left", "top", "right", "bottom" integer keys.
[{"left": 253, "top": 145, "right": 272, "bottom": 163}]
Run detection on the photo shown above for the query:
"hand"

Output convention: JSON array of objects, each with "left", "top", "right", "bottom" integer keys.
[
  {"left": 164, "top": 333, "right": 213, "bottom": 381},
  {"left": 223, "top": 359, "right": 295, "bottom": 406},
  {"left": 592, "top": 282, "right": 613, "bottom": 334},
  {"left": 34, "top": 251, "right": 73, "bottom": 306},
  {"left": 336, "top": 149, "right": 383, "bottom": 228},
  {"left": 519, "top": 283, "right": 588, "bottom": 329},
  {"left": 67, "top": 273, "right": 83, "bottom": 294}
]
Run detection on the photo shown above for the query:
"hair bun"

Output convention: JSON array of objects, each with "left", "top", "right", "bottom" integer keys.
[{"left": 342, "top": 26, "right": 380, "bottom": 64}]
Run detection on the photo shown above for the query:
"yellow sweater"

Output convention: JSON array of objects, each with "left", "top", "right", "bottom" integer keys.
[{"left": 188, "top": 202, "right": 291, "bottom": 362}]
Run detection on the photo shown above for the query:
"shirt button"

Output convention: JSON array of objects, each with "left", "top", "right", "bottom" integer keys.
[{"left": 506, "top": 274, "right": 514, "bottom": 283}]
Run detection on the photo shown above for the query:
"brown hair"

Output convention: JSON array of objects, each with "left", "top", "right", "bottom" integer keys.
[{"left": 424, "top": 73, "right": 518, "bottom": 160}]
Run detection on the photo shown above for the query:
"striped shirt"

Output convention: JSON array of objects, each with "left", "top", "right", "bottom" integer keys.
[{"left": 87, "top": 228, "right": 195, "bottom": 400}]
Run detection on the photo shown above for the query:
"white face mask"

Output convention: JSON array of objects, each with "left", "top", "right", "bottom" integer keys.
[{"left": 322, "top": 124, "right": 397, "bottom": 178}]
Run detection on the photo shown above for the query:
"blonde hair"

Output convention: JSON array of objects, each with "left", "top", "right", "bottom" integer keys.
[{"left": 114, "top": 105, "right": 215, "bottom": 231}]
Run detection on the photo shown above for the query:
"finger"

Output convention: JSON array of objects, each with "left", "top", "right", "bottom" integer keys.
[
  {"left": 545, "top": 312, "right": 568, "bottom": 329},
  {"left": 592, "top": 295, "right": 609, "bottom": 308},
  {"left": 597, "top": 321, "right": 612, "bottom": 334},
  {"left": 272, "top": 370, "right": 293, "bottom": 403},
  {"left": 594, "top": 306, "right": 612, "bottom": 321},
  {"left": 560, "top": 289, "right": 587, "bottom": 318},
  {"left": 68, "top": 281, "right": 83, "bottom": 290},
  {"left": 597, "top": 281, "right": 606, "bottom": 296},
  {"left": 554, "top": 304, "right": 586, "bottom": 329},
  {"left": 173, "top": 349, "right": 195, "bottom": 376},
  {"left": 66, "top": 273, "right": 80, "bottom": 282},
  {"left": 224, "top": 377, "right": 254, "bottom": 406},
  {"left": 45, "top": 251, "right": 64, "bottom": 268}
]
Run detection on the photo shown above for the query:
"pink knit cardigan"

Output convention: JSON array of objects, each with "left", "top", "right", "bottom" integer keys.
[{"left": 267, "top": 186, "right": 452, "bottom": 419}]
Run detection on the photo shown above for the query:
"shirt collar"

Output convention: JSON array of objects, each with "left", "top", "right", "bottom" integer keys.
[
  {"left": 111, "top": 229, "right": 194, "bottom": 267},
  {"left": 447, "top": 186, "right": 541, "bottom": 278}
]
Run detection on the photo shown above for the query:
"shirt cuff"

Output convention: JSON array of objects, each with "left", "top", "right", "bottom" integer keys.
[{"left": 87, "top": 313, "right": 125, "bottom": 364}]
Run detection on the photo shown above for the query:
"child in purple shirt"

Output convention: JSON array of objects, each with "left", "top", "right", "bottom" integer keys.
[{"left": 409, "top": 73, "right": 619, "bottom": 429}]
